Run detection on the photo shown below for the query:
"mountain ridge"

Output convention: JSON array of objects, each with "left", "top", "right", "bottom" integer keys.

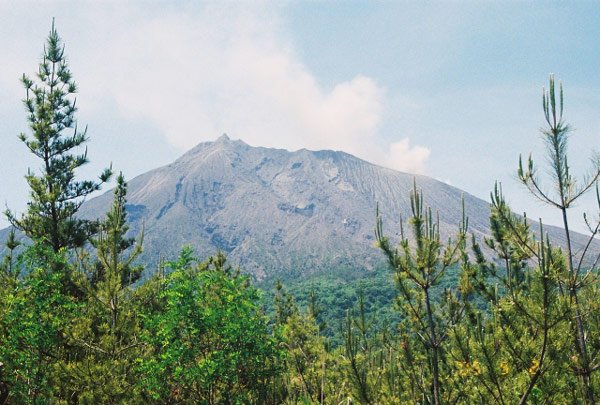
[
  {"left": 5, "top": 135, "right": 599, "bottom": 280},
  {"left": 80, "top": 134, "right": 486, "bottom": 279}
]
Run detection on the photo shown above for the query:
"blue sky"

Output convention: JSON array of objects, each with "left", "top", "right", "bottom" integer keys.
[{"left": 1, "top": 1, "right": 599, "bottom": 233}]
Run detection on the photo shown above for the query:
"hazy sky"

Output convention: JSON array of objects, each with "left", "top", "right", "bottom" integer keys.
[{"left": 1, "top": 1, "right": 599, "bottom": 233}]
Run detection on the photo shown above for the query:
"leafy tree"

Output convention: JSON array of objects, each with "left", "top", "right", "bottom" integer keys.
[
  {"left": 272, "top": 284, "right": 350, "bottom": 404},
  {"left": 138, "top": 249, "right": 282, "bottom": 403},
  {"left": 0, "top": 245, "right": 79, "bottom": 403},
  {"left": 262, "top": 267, "right": 399, "bottom": 346},
  {"left": 5, "top": 20, "right": 111, "bottom": 253},
  {"left": 0, "top": 362, "right": 7, "bottom": 405},
  {"left": 0, "top": 230, "right": 21, "bottom": 403}
]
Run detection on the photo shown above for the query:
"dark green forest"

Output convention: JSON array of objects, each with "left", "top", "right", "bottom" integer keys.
[{"left": 1, "top": 25, "right": 600, "bottom": 404}]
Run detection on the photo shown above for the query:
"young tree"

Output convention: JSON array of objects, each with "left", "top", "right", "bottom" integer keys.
[
  {"left": 5, "top": 20, "right": 111, "bottom": 253},
  {"left": 517, "top": 75, "right": 600, "bottom": 403},
  {"left": 0, "top": 229, "right": 21, "bottom": 283},
  {"left": 343, "top": 293, "right": 383, "bottom": 404},
  {"left": 0, "top": 230, "right": 20, "bottom": 404},
  {"left": 454, "top": 187, "right": 573, "bottom": 404},
  {"left": 0, "top": 245, "right": 79, "bottom": 403},
  {"left": 280, "top": 310, "right": 330, "bottom": 403},
  {"left": 65, "top": 173, "right": 144, "bottom": 402},
  {"left": 274, "top": 279, "right": 298, "bottom": 326},
  {"left": 89, "top": 173, "right": 143, "bottom": 287},
  {"left": 375, "top": 182, "right": 469, "bottom": 404},
  {"left": 137, "top": 249, "right": 282, "bottom": 403}
]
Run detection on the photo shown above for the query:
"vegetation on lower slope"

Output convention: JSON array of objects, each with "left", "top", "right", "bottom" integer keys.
[{"left": 1, "top": 24, "right": 600, "bottom": 404}]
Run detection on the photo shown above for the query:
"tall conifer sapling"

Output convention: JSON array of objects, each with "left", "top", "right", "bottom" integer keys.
[
  {"left": 5, "top": 20, "right": 112, "bottom": 253},
  {"left": 517, "top": 75, "right": 600, "bottom": 404}
]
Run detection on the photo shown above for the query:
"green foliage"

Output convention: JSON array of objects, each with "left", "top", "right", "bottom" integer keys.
[
  {"left": 279, "top": 312, "right": 331, "bottom": 403},
  {"left": 263, "top": 266, "right": 400, "bottom": 346},
  {"left": 273, "top": 285, "right": 354, "bottom": 404},
  {"left": 451, "top": 188, "right": 574, "bottom": 403},
  {"left": 2, "top": 22, "right": 600, "bottom": 404},
  {"left": 0, "top": 244, "right": 79, "bottom": 403},
  {"left": 0, "top": 229, "right": 21, "bottom": 282},
  {"left": 375, "top": 181, "right": 468, "bottom": 404},
  {"left": 87, "top": 173, "right": 144, "bottom": 287},
  {"left": 517, "top": 75, "right": 600, "bottom": 403},
  {"left": 137, "top": 249, "right": 282, "bottom": 403},
  {"left": 274, "top": 279, "right": 298, "bottom": 326},
  {"left": 5, "top": 21, "right": 111, "bottom": 253},
  {"left": 58, "top": 173, "right": 146, "bottom": 402}
]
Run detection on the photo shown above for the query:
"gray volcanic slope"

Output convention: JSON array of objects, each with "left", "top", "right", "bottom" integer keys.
[{"left": 75, "top": 134, "right": 597, "bottom": 280}]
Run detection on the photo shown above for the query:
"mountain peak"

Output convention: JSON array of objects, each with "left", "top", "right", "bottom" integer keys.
[
  {"left": 216, "top": 133, "right": 231, "bottom": 143},
  {"left": 73, "top": 137, "right": 600, "bottom": 280}
]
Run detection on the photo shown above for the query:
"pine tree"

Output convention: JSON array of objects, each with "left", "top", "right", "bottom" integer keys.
[
  {"left": 90, "top": 173, "right": 143, "bottom": 287},
  {"left": 274, "top": 280, "right": 298, "bottom": 325},
  {"left": 455, "top": 186, "right": 572, "bottom": 404},
  {"left": 0, "top": 229, "right": 21, "bottom": 282},
  {"left": 517, "top": 75, "right": 600, "bottom": 403},
  {"left": 5, "top": 20, "right": 111, "bottom": 253},
  {"left": 375, "top": 182, "right": 468, "bottom": 404},
  {"left": 67, "top": 173, "right": 144, "bottom": 402}
]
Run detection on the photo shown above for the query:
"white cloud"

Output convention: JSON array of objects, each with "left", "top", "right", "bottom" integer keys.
[
  {"left": 70, "top": 3, "right": 430, "bottom": 174},
  {"left": 1, "top": 2, "right": 431, "bottom": 175},
  {"left": 385, "top": 138, "right": 431, "bottom": 174}
]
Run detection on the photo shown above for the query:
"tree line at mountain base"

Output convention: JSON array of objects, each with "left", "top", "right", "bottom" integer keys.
[{"left": 1, "top": 22, "right": 600, "bottom": 404}]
